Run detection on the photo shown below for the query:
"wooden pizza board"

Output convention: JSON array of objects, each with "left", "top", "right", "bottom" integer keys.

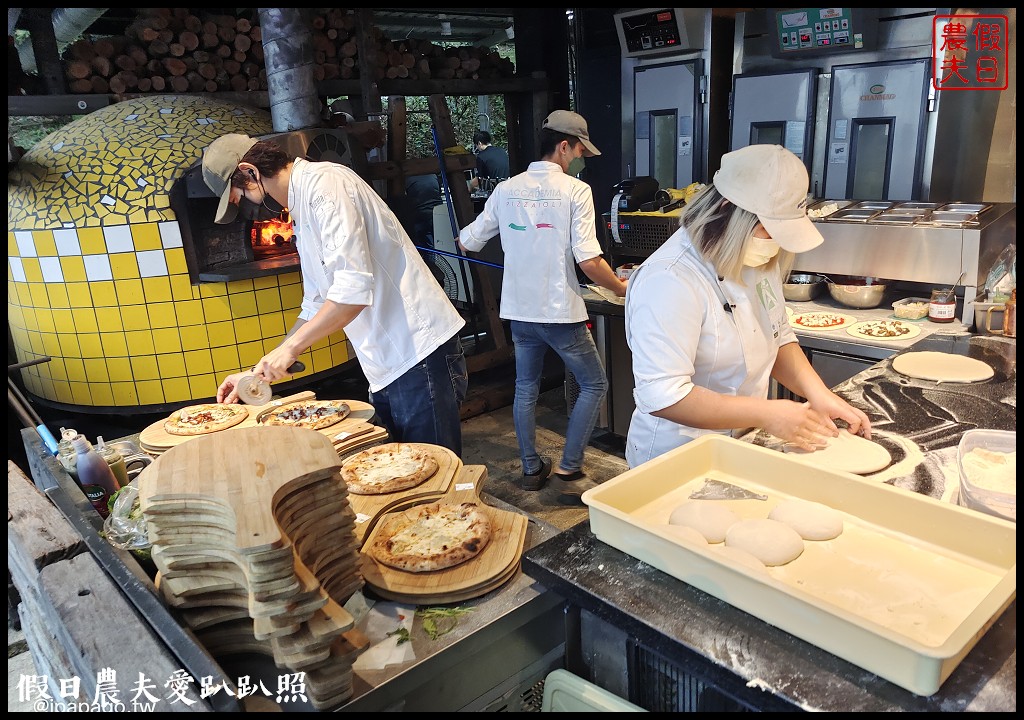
[
  {"left": 345, "top": 443, "right": 461, "bottom": 547},
  {"left": 358, "top": 465, "right": 528, "bottom": 604},
  {"left": 138, "top": 393, "right": 376, "bottom": 453}
]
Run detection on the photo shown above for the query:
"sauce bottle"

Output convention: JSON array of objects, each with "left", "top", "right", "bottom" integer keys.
[
  {"left": 57, "top": 427, "right": 81, "bottom": 480},
  {"left": 71, "top": 435, "right": 121, "bottom": 518},
  {"left": 96, "top": 436, "right": 130, "bottom": 488}
]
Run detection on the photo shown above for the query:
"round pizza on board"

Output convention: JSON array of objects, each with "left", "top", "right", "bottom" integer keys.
[
  {"left": 341, "top": 443, "right": 439, "bottom": 495},
  {"left": 366, "top": 501, "right": 493, "bottom": 572},
  {"left": 261, "top": 399, "right": 350, "bottom": 430},
  {"left": 846, "top": 319, "right": 922, "bottom": 341},
  {"left": 164, "top": 403, "right": 249, "bottom": 436},
  {"left": 789, "top": 311, "right": 858, "bottom": 331}
]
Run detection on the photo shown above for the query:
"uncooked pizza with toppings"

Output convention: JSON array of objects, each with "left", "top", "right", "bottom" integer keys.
[
  {"left": 789, "top": 311, "right": 858, "bottom": 331},
  {"left": 261, "top": 399, "right": 350, "bottom": 430},
  {"left": 846, "top": 319, "right": 923, "bottom": 341},
  {"left": 164, "top": 403, "right": 249, "bottom": 436}
]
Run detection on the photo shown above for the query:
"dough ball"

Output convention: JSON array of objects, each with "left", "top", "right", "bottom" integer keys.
[
  {"left": 715, "top": 546, "right": 766, "bottom": 572},
  {"left": 668, "top": 502, "right": 740, "bottom": 543},
  {"left": 768, "top": 499, "right": 844, "bottom": 541},
  {"left": 725, "top": 519, "right": 804, "bottom": 566},
  {"left": 661, "top": 524, "right": 709, "bottom": 547}
]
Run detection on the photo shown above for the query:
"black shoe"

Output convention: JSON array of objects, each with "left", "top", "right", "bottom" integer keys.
[
  {"left": 554, "top": 469, "right": 586, "bottom": 482},
  {"left": 521, "top": 456, "right": 552, "bottom": 491}
]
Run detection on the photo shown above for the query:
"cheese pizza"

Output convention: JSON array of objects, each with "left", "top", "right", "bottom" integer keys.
[
  {"left": 367, "top": 501, "right": 492, "bottom": 572},
  {"left": 789, "top": 311, "right": 858, "bottom": 331},
  {"left": 262, "top": 399, "right": 350, "bottom": 430},
  {"left": 846, "top": 319, "right": 922, "bottom": 341},
  {"left": 341, "top": 443, "right": 439, "bottom": 495},
  {"left": 164, "top": 403, "right": 248, "bottom": 436}
]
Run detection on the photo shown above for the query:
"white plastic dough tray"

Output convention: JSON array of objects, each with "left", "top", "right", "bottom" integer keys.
[{"left": 581, "top": 435, "right": 1017, "bottom": 696}]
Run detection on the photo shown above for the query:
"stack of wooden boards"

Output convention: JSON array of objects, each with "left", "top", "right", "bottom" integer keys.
[
  {"left": 139, "top": 425, "right": 369, "bottom": 709},
  {"left": 137, "top": 392, "right": 388, "bottom": 458}
]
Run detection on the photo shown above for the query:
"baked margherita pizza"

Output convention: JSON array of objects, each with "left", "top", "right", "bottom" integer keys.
[
  {"left": 164, "top": 403, "right": 248, "bottom": 436},
  {"left": 789, "top": 311, "right": 857, "bottom": 331},
  {"left": 262, "top": 399, "right": 350, "bottom": 430},
  {"left": 367, "top": 501, "right": 492, "bottom": 572},
  {"left": 846, "top": 319, "right": 922, "bottom": 341},
  {"left": 341, "top": 443, "right": 439, "bottom": 495}
]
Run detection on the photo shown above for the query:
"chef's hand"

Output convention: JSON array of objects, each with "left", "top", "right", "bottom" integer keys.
[
  {"left": 807, "top": 391, "right": 873, "bottom": 440},
  {"left": 762, "top": 400, "right": 837, "bottom": 451},
  {"left": 217, "top": 372, "right": 247, "bottom": 404},
  {"left": 253, "top": 346, "right": 300, "bottom": 383}
]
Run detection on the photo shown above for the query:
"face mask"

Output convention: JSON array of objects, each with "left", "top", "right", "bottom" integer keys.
[
  {"left": 743, "top": 235, "right": 781, "bottom": 267},
  {"left": 566, "top": 156, "right": 586, "bottom": 177},
  {"left": 239, "top": 192, "right": 286, "bottom": 223}
]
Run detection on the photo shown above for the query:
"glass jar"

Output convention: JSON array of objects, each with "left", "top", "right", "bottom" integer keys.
[{"left": 928, "top": 289, "right": 956, "bottom": 323}]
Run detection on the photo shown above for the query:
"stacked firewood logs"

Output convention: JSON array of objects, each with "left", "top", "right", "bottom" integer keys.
[{"left": 62, "top": 8, "right": 516, "bottom": 95}]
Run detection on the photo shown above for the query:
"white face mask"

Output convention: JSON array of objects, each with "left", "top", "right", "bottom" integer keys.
[{"left": 743, "top": 235, "right": 781, "bottom": 267}]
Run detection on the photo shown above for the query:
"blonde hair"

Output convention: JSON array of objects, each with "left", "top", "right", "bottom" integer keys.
[{"left": 681, "top": 185, "right": 794, "bottom": 283}]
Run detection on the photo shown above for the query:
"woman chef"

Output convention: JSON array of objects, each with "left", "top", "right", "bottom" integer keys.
[{"left": 624, "top": 144, "right": 871, "bottom": 468}]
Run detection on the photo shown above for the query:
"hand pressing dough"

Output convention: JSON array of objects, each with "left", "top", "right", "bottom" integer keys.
[
  {"left": 716, "top": 546, "right": 766, "bottom": 572},
  {"left": 784, "top": 429, "right": 891, "bottom": 475},
  {"left": 725, "top": 519, "right": 804, "bottom": 566},
  {"left": 661, "top": 524, "right": 710, "bottom": 547},
  {"left": 892, "top": 351, "right": 994, "bottom": 383},
  {"left": 768, "top": 498, "right": 844, "bottom": 540},
  {"left": 668, "top": 502, "right": 739, "bottom": 543}
]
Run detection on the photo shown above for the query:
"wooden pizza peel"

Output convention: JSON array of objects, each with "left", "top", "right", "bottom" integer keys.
[
  {"left": 344, "top": 443, "right": 462, "bottom": 547},
  {"left": 358, "top": 465, "right": 529, "bottom": 605}
]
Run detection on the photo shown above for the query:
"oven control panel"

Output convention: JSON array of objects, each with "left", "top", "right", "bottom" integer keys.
[{"left": 770, "top": 7, "right": 878, "bottom": 58}]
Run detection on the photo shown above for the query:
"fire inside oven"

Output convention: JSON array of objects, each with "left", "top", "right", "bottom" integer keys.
[{"left": 250, "top": 213, "right": 296, "bottom": 259}]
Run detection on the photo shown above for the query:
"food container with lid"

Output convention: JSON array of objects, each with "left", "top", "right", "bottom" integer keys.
[
  {"left": 957, "top": 429, "right": 1016, "bottom": 522},
  {"left": 892, "top": 297, "right": 930, "bottom": 320},
  {"left": 615, "top": 263, "right": 638, "bottom": 280}
]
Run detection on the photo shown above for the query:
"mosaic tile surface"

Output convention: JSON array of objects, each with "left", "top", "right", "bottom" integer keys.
[{"left": 7, "top": 95, "right": 353, "bottom": 410}]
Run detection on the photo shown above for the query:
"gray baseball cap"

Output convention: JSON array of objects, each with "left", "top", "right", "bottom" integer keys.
[
  {"left": 202, "top": 133, "right": 257, "bottom": 224},
  {"left": 542, "top": 110, "right": 601, "bottom": 157}
]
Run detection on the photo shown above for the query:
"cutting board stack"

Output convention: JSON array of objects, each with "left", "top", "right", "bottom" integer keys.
[
  {"left": 137, "top": 393, "right": 389, "bottom": 458},
  {"left": 139, "top": 425, "right": 369, "bottom": 709}
]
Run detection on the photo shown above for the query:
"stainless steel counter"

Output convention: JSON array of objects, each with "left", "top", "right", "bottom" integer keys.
[{"left": 20, "top": 432, "right": 567, "bottom": 712}]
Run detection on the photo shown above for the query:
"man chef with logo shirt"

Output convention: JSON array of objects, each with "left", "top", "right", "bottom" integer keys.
[{"left": 624, "top": 144, "right": 872, "bottom": 468}]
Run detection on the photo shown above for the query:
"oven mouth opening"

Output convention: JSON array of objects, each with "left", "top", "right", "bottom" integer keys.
[{"left": 251, "top": 216, "right": 296, "bottom": 259}]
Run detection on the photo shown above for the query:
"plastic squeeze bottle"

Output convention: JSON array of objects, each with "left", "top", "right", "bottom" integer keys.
[
  {"left": 71, "top": 435, "right": 121, "bottom": 518},
  {"left": 96, "top": 436, "right": 130, "bottom": 488},
  {"left": 57, "top": 427, "right": 81, "bottom": 479}
]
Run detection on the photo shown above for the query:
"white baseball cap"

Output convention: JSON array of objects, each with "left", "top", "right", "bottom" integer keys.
[{"left": 713, "top": 144, "right": 823, "bottom": 253}]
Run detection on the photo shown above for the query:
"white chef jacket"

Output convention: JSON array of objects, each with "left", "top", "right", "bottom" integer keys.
[
  {"left": 459, "top": 161, "right": 603, "bottom": 323},
  {"left": 625, "top": 227, "right": 797, "bottom": 468},
  {"left": 288, "top": 158, "right": 465, "bottom": 392}
]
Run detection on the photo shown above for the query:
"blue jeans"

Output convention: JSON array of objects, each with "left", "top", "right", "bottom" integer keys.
[
  {"left": 369, "top": 334, "right": 468, "bottom": 456},
  {"left": 511, "top": 320, "right": 608, "bottom": 475}
]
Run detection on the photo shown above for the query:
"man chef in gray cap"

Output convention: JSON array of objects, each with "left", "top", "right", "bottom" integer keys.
[
  {"left": 200, "top": 132, "right": 468, "bottom": 455},
  {"left": 457, "top": 110, "right": 627, "bottom": 492}
]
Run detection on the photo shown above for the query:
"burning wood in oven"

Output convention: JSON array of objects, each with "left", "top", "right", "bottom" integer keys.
[{"left": 250, "top": 215, "right": 296, "bottom": 258}]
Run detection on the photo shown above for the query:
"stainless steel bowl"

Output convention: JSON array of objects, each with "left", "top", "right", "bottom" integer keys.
[
  {"left": 783, "top": 273, "right": 826, "bottom": 302},
  {"left": 826, "top": 276, "right": 889, "bottom": 309}
]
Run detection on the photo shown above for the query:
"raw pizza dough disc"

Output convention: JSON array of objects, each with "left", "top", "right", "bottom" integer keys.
[
  {"left": 891, "top": 351, "right": 994, "bottom": 383},
  {"left": 846, "top": 319, "right": 922, "bottom": 342},
  {"left": 789, "top": 311, "right": 858, "bottom": 331},
  {"left": 725, "top": 519, "right": 804, "bottom": 566},
  {"left": 768, "top": 499, "right": 844, "bottom": 541},
  {"left": 784, "top": 429, "right": 892, "bottom": 475},
  {"left": 668, "top": 502, "right": 739, "bottom": 543}
]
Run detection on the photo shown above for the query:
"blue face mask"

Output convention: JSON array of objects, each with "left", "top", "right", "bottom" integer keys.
[{"left": 567, "top": 156, "right": 586, "bottom": 177}]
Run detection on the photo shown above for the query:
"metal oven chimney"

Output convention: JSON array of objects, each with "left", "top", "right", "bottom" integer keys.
[{"left": 258, "top": 8, "right": 322, "bottom": 133}]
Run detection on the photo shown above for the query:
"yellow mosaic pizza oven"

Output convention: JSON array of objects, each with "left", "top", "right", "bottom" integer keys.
[{"left": 7, "top": 95, "right": 355, "bottom": 413}]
